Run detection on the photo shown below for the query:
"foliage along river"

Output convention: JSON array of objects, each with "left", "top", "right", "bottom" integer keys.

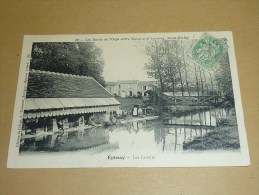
[{"left": 19, "top": 108, "right": 228, "bottom": 155}]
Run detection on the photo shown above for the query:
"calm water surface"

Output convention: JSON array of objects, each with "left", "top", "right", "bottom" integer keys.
[{"left": 20, "top": 108, "right": 227, "bottom": 154}]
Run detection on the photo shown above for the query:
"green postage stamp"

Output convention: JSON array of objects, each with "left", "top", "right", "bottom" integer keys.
[{"left": 189, "top": 33, "right": 227, "bottom": 70}]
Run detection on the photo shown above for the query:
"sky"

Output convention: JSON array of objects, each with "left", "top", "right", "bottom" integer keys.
[{"left": 96, "top": 41, "right": 153, "bottom": 82}]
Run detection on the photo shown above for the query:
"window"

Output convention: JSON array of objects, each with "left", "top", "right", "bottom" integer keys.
[{"left": 143, "top": 86, "right": 147, "bottom": 90}]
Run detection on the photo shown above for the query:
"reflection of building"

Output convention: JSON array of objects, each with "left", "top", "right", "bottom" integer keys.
[
  {"left": 22, "top": 69, "right": 120, "bottom": 134},
  {"left": 106, "top": 80, "right": 156, "bottom": 98},
  {"left": 20, "top": 127, "right": 120, "bottom": 152}
]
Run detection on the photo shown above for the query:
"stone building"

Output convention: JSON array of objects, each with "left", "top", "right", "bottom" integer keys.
[{"left": 106, "top": 80, "right": 156, "bottom": 98}]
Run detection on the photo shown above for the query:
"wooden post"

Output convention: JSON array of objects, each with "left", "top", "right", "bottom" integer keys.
[
  {"left": 174, "top": 128, "right": 177, "bottom": 151},
  {"left": 198, "top": 110, "right": 202, "bottom": 126},
  {"left": 204, "top": 111, "right": 207, "bottom": 125},
  {"left": 209, "top": 110, "right": 212, "bottom": 126},
  {"left": 63, "top": 118, "right": 69, "bottom": 130},
  {"left": 78, "top": 115, "right": 84, "bottom": 127},
  {"left": 52, "top": 118, "right": 59, "bottom": 133},
  {"left": 184, "top": 126, "right": 186, "bottom": 141},
  {"left": 105, "top": 111, "right": 111, "bottom": 122}
]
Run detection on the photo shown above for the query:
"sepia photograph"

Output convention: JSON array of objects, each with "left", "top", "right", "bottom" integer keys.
[{"left": 7, "top": 32, "right": 250, "bottom": 168}]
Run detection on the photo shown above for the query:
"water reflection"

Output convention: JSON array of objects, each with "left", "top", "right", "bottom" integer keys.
[
  {"left": 20, "top": 127, "right": 113, "bottom": 152},
  {"left": 165, "top": 109, "right": 227, "bottom": 126},
  {"left": 154, "top": 125, "right": 214, "bottom": 152},
  {"left": 20, "top": 108, "right": 228, "bottom": 154}
]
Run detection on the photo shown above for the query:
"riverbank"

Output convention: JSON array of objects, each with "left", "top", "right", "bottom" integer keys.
[
  {"left": 161, "top": 105, "right": 213, "bottom": 118},
  {"left": 119, "top": 116, "right": 159, "bottom": 124},
  {"left": 116, "top": 97, "right": 145, "bottom": 113},
  {"left": 183, "top": 125, "right": 240, "bottom": 150}
]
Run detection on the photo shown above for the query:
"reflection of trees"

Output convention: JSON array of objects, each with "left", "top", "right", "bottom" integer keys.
[
  {"left": 154, "top": 109, "right": 217, "bottom": 152},
  {"left": 20, "top": 127, "right": 112, "bottom": 152}
]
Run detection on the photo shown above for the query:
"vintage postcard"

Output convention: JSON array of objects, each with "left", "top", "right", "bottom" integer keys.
[{"left": 7, "top": 32, "right": 250, "bottom": 168}]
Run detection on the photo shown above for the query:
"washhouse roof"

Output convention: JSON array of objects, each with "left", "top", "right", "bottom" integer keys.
[{"left": 26, "top": 69, "right": 113, "bottom": 98}]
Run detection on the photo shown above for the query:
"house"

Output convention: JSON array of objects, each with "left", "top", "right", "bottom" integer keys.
[
  {"left": 105, "top": 81, "right": 118, "bottom": 95},
  {"left": 106, "top": 80, "right": 156, "bottom": 98},
  {"left": 23, "top": 69, "right": 120, "bottom": 134},
  {"left": 117, "top": 80, "right": 139, "bottom": 97},
  {"left": 137, "top": 81, "right": 156, "bottom": 97}
]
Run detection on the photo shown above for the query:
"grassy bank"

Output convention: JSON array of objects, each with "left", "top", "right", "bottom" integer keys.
[
  {"left": 116, "top": 97, "right": 145, "bottom": 112},
  {"left": 183, "top": 125, "right": 240, "bottom": 150},
  {"left": 160, "top": 105, "right": 212, "bottom": 118}
]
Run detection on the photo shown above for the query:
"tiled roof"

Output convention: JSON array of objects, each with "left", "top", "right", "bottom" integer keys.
[
  {"left": 26, "top": 70, "right": 113, "bottom": 98},
  {"left": 23, "top": 101, "right": 119, "bottom": 119},
  {"left": 106, "top": 82, "right": 117, "bottom": 86},
  {"left": 137, "top": 81, "right": 156, "bottom": 86},
  {"left": 24, "top": 98, "right": 120, "bottom": 110},
  {"left": 107, "top": 80, "right": 156, "bottom": 86},
  {"left": 117, "top": 80, "right": 139, "bottom": 84}
]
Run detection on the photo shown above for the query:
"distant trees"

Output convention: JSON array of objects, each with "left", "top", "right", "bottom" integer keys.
[
  {"left": 30, "top": 42, "right": 105, "bottom": 86},
  {"left": 145, "top": 39, "right": 195, "bottom": 96},
  {"left": 144, "top": 39, "right": 234, "bottom": 104},
  {"left": 145, "top": 40, "right": 167, "bottom": 92},
  {"left": 214, "top": 52, "right": 234, "bottom": 102}
]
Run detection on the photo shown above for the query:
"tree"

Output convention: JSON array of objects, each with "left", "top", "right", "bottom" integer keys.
[
  {"left": 30, "top": 42, "right": 105, "bottom": 86},
  {"left": 145, "top": 39, "right": 191, "bottom": 96},
  {"left": 145, "top": 40, "right": 167, "bottom": 91},
  {"left": 174, "top": 40, "right": 185, "bottom": 96},
  {"left": 164, "top": 40, "right": 178, "bottom": 97},
  {"left": 144, "top": 38, "right": 234, "bottom": 107},
  {"left": 214, "top": 52, "right": 234, "bottom": 103}
]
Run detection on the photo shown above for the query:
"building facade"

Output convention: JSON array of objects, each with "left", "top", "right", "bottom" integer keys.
[
  {"left": 106, "top": 80, "right": 156, "bottom": 98},
  {"left": 137, "top": 81, "right": 155, "bottom": 97}
]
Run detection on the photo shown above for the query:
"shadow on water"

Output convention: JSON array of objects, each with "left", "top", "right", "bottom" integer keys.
[{"left": 19, "top": 108, "right": 232, "bottom": 154}]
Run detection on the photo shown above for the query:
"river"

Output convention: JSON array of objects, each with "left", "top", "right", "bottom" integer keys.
[{"left": 19, "top": 108, "right": 230, "bottom": 154}]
